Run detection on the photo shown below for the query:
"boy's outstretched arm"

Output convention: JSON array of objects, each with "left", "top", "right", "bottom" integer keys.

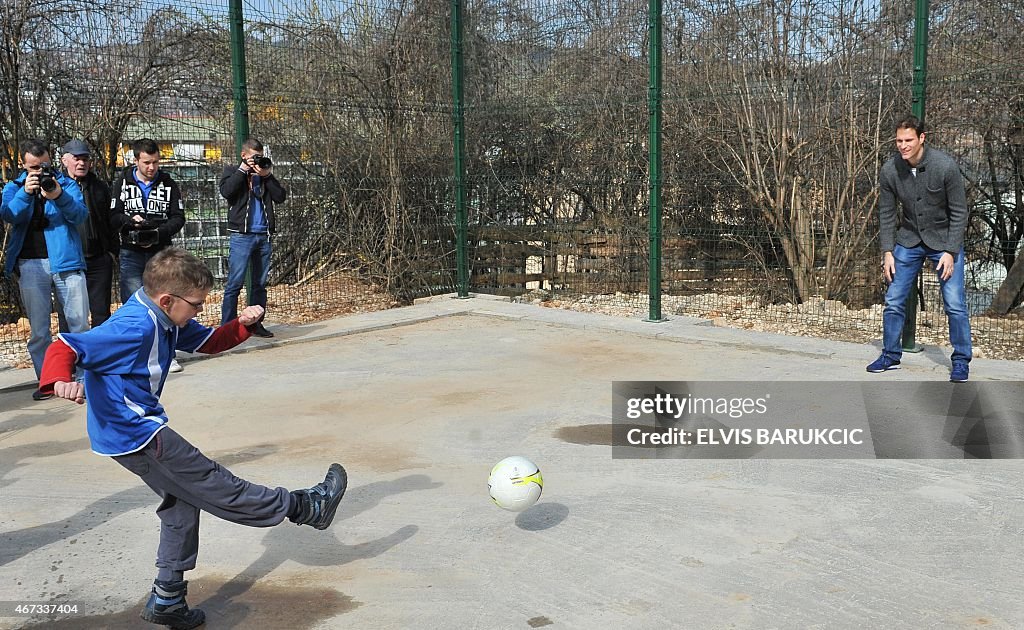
[
  {"left": 39, "top": 339, "right": 85, "bottom": 404},
  {"left": 196, "top": 305, "right": 265, "bottom": 354}
]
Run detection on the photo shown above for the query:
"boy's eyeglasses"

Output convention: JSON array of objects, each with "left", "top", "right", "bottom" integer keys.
[{"left": 170, "top": 293, "right": 204, "bottom": 310}]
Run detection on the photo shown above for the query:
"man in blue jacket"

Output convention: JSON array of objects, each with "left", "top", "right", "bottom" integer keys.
[{"left": 1, "top": 138, "right": 90, "bottom": 400}]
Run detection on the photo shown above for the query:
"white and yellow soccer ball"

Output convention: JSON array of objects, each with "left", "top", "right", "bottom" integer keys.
[{"left": 488, "top": 456, "right": 543, "bottom": 512}]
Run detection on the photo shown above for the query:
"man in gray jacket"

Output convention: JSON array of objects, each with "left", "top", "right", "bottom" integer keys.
[{"left": 867, "top": 115, "right": 971, "bottom": 382}]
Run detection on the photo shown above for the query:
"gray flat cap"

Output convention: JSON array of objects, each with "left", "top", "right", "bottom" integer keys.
[{"left": 61, "top": 139, "right": 92, "bottom": 157}]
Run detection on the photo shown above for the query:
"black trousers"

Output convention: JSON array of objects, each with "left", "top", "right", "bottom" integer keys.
[
  {"left": 114, "top": 428, "right": 294, "bottom": 574},
  {"left": 84, "top": 253, "right": 114, "bottom": 327}
]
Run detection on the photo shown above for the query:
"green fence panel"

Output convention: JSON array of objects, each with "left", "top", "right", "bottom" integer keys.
[{"left": 2, "top": 0, "right": 1024, "bottom": 370}]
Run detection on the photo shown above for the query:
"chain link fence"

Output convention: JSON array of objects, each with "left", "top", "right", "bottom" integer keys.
[
  {"left": 2, "top": 0, "right": 1023, "bottom": 370},
  {"left": 464, "top": 0, "right": 1024, "bottom": 359}
]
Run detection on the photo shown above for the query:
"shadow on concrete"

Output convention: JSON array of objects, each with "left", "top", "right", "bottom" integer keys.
[
  {"left": 25, "top": 577, "right": 361, "bottom": 629},
  {"left": 187, "top": 522, "right": 419, "bottom": 624},
  {"left": 869, "top": 335, "right": 955, "bottom": 370},
  {"left": 209, "top": 442, "right": 282, "bottom": 469},
  {"left": 337, "top": 473, "right": 444, "bottom": 522},
  {"left": 266, "top": 322, "right": 329, "bottom": 340},
  {"left": 921, "top": 343, "right": 954, "bottom": 368},
  {"left": 17, "top": 474, "right": 437, "bottom": 628},
  {"left": 203, "top": 522, "right": 419, "bottom": 602},
  {"left": 0, "top": 485, "right": 155, "bottom": 568},
  {"left": 516, "top": 502, "right": 569, "bottom": 531},
  {"left": 190, "top": 474, "right": 439, "bottom": 623},
  {"left": 0, "top": 444, "right": 285, "bottom": 567},
  {"left": 0, "top": 398, "right": 82, "bottom": 440},
  {"left": 0, "top": 438, "right": 91, "bottom": 491}
]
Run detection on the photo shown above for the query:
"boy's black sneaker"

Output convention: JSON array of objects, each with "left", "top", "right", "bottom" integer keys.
[
  {"left": 141, "top": 579, "right": 205, "bottom": 629},
  {"left": 290, "top": 463, "right": 348, "bottom": 530}
]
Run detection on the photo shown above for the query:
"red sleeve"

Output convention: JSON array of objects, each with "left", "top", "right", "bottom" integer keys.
[
  {"left": 196, "top": 318, "right": 253, "bottom": 354},
  {"left": 39, "top": 338, "right": 78, "bottom": 394}
]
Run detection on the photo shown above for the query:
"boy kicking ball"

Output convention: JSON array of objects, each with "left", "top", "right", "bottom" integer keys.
[{"left": 39, "top": 247, "right": 347, "bottom": 629}]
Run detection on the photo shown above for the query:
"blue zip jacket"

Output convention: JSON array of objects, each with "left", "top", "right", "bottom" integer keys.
[
  {"left": 56, "top": 290, "right": 215, "bottom": 456},
  {"left": 1, "top": 171, "right": 88, "bottom": 275}
]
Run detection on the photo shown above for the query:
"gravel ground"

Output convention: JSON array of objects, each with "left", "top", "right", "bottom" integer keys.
[
  {"left": 3, "top": 282, "right": 1022, "bottom": 370},
  {"left": 515, "top": 290, "right": 1024, "bottom": 362}
]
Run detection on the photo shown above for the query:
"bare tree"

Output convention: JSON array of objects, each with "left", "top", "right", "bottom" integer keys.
[
  {"left": 232, "top": 0, "right": 454, "bottom": 301},
  {"left": 666, "top": 0, "right": 903, "bottom": 303},
  {"left": 0, "top": 0, "right": 85, "bottom": 173},
  {"left": 52, "top": 6, "right": 218, "bottom": 178},
  {"left": 925, "top": 0, "right": 1024, "bottom": 312}
]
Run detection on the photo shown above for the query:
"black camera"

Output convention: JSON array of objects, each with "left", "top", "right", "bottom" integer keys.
[
  {"left": 125, "top": 221, "right": 160, "bottom": 247},
  {"left": 249, "top": 155, "right": 272, "bottom": 169},
  {"left": 37, "top": 164, "right": 57, "bottom": 193}
]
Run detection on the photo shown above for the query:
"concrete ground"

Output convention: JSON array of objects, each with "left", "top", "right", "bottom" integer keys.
[{"left": 1, "top": 295, "right": 1022, "bottom": 629}]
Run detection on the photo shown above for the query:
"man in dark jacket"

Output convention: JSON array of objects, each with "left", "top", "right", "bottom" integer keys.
[
  {"left": 867, "top": 115, "right": 972, "bottom": 382},
  {"left": 110, "top": 138, "right": 186, "bottom": 304},
  {"left": 218, "top": 138, "right": 287, "bottom": 338},
  {"left": 61, "top": 139, "right": 116, "bottom": 327}
]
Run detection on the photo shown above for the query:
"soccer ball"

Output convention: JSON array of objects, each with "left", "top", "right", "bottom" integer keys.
[{"left": 488, "top": 456, "right": 543, "bottom": 512}]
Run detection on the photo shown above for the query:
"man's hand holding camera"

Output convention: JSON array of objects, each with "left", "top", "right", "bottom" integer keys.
[
  {"left": 241, "top": 154, "right": 273, "bottom": 178},
  {"left": 26, "top": 164, "right": 62, "bottom": 200},
  {"left": 126, "top": 215, "right": 160, "bottom": 248}
]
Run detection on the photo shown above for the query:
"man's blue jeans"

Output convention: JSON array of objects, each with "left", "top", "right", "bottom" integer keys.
[
  {"left": 17, "top": 258, "right": 89, "bottom": 379},
  {"left": 120, "top": 248, "right": 160, "bottom": 303},
  {"left": 882, "top": 244, "right": 972, "bottom": 364},
  {"left": 221, "top": 233, "right": 272, "bottom": 325}
]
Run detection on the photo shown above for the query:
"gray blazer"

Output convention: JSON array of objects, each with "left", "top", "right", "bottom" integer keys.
[{"left": 878, "top": 146, "right": 968, "bottom": 255}]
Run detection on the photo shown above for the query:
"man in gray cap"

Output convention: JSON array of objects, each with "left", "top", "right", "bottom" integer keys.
[{"left": 61, "top": 139, "right": 116, "bottom": 327}]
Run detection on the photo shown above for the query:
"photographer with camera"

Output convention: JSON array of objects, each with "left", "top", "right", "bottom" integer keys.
[
  {"left": 111, "top": 138, "right": 185, "bottom": 298},
  {"left": 111, "top": 138, "right": 186, "bottom": 370},
  {"left": 1, "top": 138, "right": 90, "bottom": 400},
  {"left": 60, "top": 139, "right": 116, "bottom": 328},
  {"left": 219, "top": 138, "right": 287, "bottom": 338}
]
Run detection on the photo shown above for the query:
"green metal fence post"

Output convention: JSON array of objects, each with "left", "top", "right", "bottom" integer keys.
[
  {"left": 229, "top": 0, "right": 253, "bottom": 304},
  {"left": 450, "top": 0, "right": 470, "bottom": 298},
  {"left": 646, "top": 0, "right": 664, "bottom": 322},
  {"left": 229, "top": 0, "right": 250, "bottom": 151},
  {"left": 902, "top": 0, "right": 929, "bottom": 352}
]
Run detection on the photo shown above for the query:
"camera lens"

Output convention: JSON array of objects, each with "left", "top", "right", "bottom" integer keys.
[
  {"left": 36, "top": 164, "right": 57, "bottom": 192},
  {"left": 255, "top": 156, "right": 272, "bottom": 169}
]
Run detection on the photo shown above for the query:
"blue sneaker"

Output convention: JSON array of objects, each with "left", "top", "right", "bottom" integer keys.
[
  {"left": 866, "top": 355, "right": 901, "bottom": 373},
  {"left": 949, "top": 362, "right": 969, "bottom": 383}
]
